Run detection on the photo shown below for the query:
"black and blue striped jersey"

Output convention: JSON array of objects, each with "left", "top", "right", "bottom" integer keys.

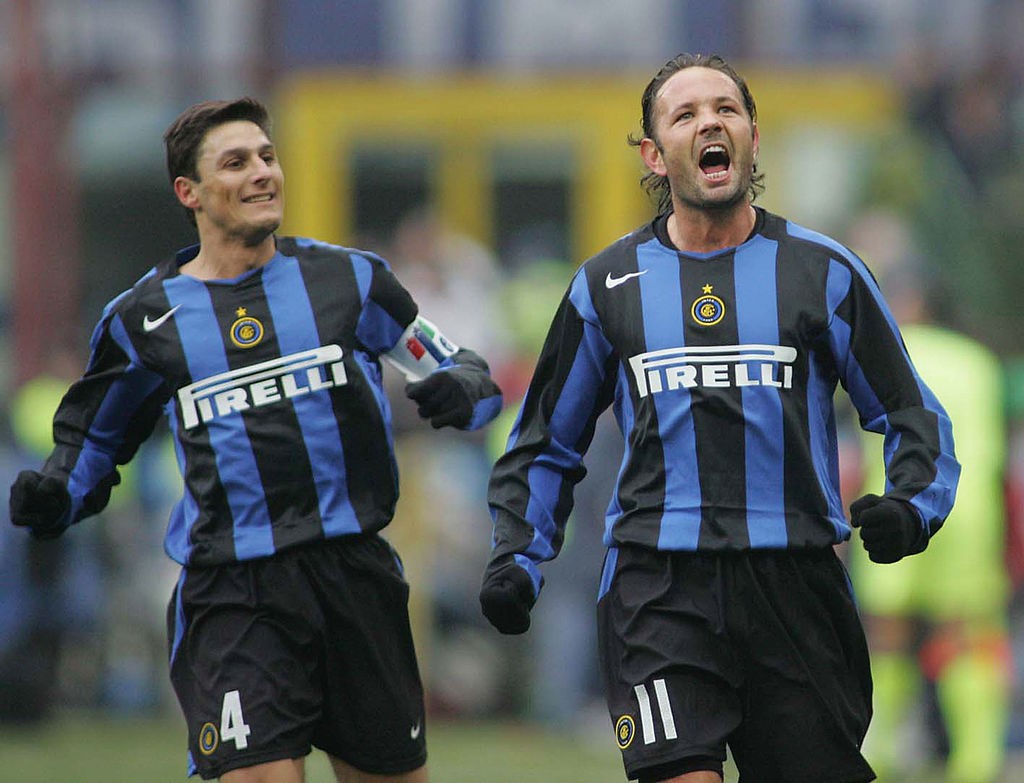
[
  {"left": 487, "top": 208, "right": 959, "bottom": 591},
  {"left": 42, "top": 236, "right": 501, "bottom": 566}
]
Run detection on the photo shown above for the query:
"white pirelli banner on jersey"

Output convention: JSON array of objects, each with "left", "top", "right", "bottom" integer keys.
[
  {"left": 178, "top": 345, "right": 348, "bottom": 429},
  {"left": 629, "top": 344, "right": 797, "bottom": 398}
]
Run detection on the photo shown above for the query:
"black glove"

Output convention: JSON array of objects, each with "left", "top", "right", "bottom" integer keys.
[
  {"left": 406, "top": 370, "right": 473, "bottom": 429},
  {"left": 849, "top": 493, "right": 921, "bottom": 564},
  {"left": 480, "top": 565, "right": 536, "bottom": 635},
  {"left": 10, "top": 471, "right": 71, "bottom": 540}
]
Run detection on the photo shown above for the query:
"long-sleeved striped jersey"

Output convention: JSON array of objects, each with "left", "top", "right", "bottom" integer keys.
[
  {"left": 42, "top": 236, "right": 502, "bottom": 566},
  {"left": 487, "top": 209, "right": 959, "bottom": 591}
]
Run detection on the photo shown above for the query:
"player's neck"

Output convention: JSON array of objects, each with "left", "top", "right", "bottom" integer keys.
[
  {"left": 181, "top": 233, "right": 276, "bottom": 281},
  {"left": 667, "top": 201, "right": 756, "bottom": 254}
]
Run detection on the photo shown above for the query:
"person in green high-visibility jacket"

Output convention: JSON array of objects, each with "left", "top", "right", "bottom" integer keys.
[{"left": 849, "top": 238, "right": 1010, "bottom": 783}]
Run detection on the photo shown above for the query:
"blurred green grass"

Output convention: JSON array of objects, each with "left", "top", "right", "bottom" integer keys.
[
  {"left": 0, "top": 712, "right": 626, "bottom": 783},
  {"left": 5, "top": 711, "right": 1020, "bottom": 781}
]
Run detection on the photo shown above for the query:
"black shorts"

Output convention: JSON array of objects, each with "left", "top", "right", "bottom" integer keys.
[
  {"left": 597, "top": 546, "right": 875, "bottom": 783},
  {"left": 167, "top": 533, "right": 426, "bottom": 780}
]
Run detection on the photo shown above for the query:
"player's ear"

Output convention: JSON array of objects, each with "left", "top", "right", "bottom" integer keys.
[
  {"left": 639, "top": 137, "right": 667, "bottom": 176},
  {"left": 173, "top": 176, "right": 200, "bottom": 211}
]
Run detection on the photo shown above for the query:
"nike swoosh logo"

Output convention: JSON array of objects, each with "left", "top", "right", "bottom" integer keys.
[
  {"left": 410, "top": 722, "right": 422, "bottom": 740},
  {"left": 605, "top": 269, "right": 648, "bottom": 289},
  {"left": 143, "top": 304, "right": 182, "bottom": 332}
]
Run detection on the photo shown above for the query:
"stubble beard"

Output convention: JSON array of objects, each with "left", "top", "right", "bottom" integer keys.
[
  {"left": 227, "top": 215, "right": 281, "bottom": 248},
  {"left": 243, "top": 219, "right": 280, "bottom": 247},
  {"left": 671, "top": 168, "right": 751, "bottom": 214}
]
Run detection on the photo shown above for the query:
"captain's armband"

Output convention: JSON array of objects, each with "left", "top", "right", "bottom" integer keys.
[{"left": 382, "top": 315, "right": 459, "bottom": 381}]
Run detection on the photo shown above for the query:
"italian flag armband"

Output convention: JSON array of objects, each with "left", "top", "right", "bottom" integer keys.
[{"left": 382, "top": 315, "right": 459, "bottom": 381}]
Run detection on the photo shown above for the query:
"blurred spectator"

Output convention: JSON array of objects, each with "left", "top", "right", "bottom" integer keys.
[
  {"left": 1006, "top": 378, "right": 1024, "bottom": 749},
  {"left": 845, "top": 209, "right": 1011, "bottom": 783},
  {"left": 0, "top": 407, "right": 66, "bottom": 724},
  {"left": 382, "top": 206, "right": 513, "bottom": 716},
  {"left": 0, "top": 345, "right": 105, "bottom": 721},
  {"left": 497, "top": 256, "right": 573, "bottom": 401},
  {"left": 484, "top": 253, "right": 612, "bottom": 728},
  {"left": 525, "top": 411, "right": 617, "bottom": 730},
  {"left": 906, "top": 54, "right": 1022, "bottom": 193},
  {"left": 387, "top": 206, "right": 511, "bottom": 369},
  {"left": 861, "top": 51, "right": 1024, "bottom": 355},
  {"left": 3, "top": 344, "right": 177, "bottom": 716},
  {"left": 96, "top": 429, "right": 180, "bottom": 715}
]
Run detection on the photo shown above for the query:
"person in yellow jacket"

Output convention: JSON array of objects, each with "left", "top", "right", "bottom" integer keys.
[{"left": 849, "top": 250, "right": 1010, "bottom": 783}]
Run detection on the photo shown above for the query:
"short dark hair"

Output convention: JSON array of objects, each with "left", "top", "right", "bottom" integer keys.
[
  {"left": 164, "top": 97, "right": 272, "bottom": 184},
  {"left": 628, "top": 53, "right": 765, "bottom": 213},
  {"left": 163, "top": 97, "right": 272, "bottom": 225}
]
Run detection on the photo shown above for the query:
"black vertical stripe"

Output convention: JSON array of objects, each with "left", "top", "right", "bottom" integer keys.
[
  {"left": 298, "top": 243, "right": 400, "bottom": 529},
  {"left": 489, "top": 290, "right": 589, "bottom": 558},
  {"left": 772, "top": 227, "right": 842, "bottom": 540},
  {"left": 590, "top": 241, "right": 668, "bottom": 546},
  {"left": 677, "top": 254, "right": 749, "bottom": 548},
  {"left": 135, "top": 280, "right": 240, "bottom": 564},
  {"left": 205, "top": 277, "right": 324, "bottom": 551}
]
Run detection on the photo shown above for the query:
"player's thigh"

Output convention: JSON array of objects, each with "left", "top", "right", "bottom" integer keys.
[
  {"left": 220, "top": 757, "right": 305, "bottom": 783},
  {"left": 168, "top": 562, "right": 321, "bottom": 780},
  {"left": 308, "top": 534, "right": 427, "bottom": 775},
  {"left": 597, "top": 546, "right": 738, "bottom": 781},
  {"left": 328, "top": 756, "right": 427, "bottom": 782},
  {"left": 728, "top": 550, "right": 874, "bottom": 783},
  {"left": 728, "top": 674, "right": 874, "bottom": 783}
]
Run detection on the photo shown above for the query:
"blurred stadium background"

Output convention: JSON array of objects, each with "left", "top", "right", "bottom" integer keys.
[{"left": 2, "top": 1, "right": 1024, "bottom": 780}]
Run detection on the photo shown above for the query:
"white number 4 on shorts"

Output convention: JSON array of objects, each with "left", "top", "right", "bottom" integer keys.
[{"left": 221, "top": 690, "right": 252, "bottom": 750}]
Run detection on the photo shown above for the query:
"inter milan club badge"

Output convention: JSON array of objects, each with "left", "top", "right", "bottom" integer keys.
[
  {"left": 691, "top": 284, "right": 725, "bottom": 326},
  {"left": 198, "top": 721, "right": 219, "bottom": 755},
  {"left": 615, "top": 714, "right": 636, "bottom": 749},
  {"left": 230, "top": 307, "right": 264, "bottom": 348}
]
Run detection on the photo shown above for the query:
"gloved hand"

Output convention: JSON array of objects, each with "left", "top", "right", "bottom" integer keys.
[
  {"left": 849, "top": 493, "right": 921, "bottom": 564},
  {"left": 406, "top": 370, "right": 473, "bottom": 429},
  {"left": 480, "top": 566, "right": 536, "bottom": 635},
  {"left": 10, "top": 471, "right": 71, "bottom": 540}
]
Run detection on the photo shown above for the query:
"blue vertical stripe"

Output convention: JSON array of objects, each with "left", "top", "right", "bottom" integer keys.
[
  {"left": 164, "top": 276, "right": 275, "bottom": 560},
  {"left": 168, "top": 570, "right": 187, "bottom": 666},
  {"left": 607, "top": 364, "right": 634, "bottom": 542},
  {"left": 806, "top": 351, "right": 846, "bottom": 536},
  {"left": 814, "top": 260, "right": 866, "bottom": 532},
  {"left": 812, "top": 234, "right": 959, "bottom": 531},
  {"left": 825, "top": 261, "right": 881, "bottom": 418},
  {"left": 597, "top": 546, "right": 619, "bottom": 601},
  {"left": 350, "top": 252, "right": 374, "bottom": 303},
  {"left": 733, "top": 239, "right": 788, "bottom": 547},
  {"left": 523, "top": 277, "right": 614, "bottom": 564},
  {"left": 67, "top": 313, "right": 165, "bottom": 521},
  {"left": 171, "top": 568, "right": 195, "bottom": 779},
  {"left": 522, "top": 337, "right": 608, "bottom": 562},
  {"left": 352, "top": 349, "right": 396, "bottom": 455},
  {"left": 351, "top": 252, "right": 407, "bottom": 353},
  {"left": 636, "top": 239, "right": 702, "bottom": 549},
  {"left": 263, "top": 256, "right": 360, "bottom": 536},
  {"left": 163, "top": 409, "right": 199, "bottom": 565}
]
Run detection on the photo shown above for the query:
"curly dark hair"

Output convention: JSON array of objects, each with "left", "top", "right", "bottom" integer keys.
[{"left": 628, "top": 53, "right": 765, "bottom": 214}]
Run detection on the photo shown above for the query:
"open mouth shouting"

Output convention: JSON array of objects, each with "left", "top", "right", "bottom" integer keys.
[{"left": 699, "top": 143, "right": 731, "bottom": 183}]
